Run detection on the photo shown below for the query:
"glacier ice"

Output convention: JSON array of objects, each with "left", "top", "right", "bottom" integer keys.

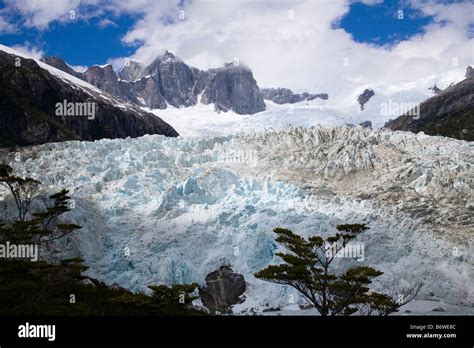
[{"left": 1, "top": 126, "right": 473, "bottom": 313}]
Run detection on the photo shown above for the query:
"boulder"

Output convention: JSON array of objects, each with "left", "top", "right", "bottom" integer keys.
[{"left": 199, "top": 266, "right": 246, "bottom": 313}]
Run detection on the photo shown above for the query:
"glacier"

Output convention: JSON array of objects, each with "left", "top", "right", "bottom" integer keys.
[
  {"left": 148, "top": 67, "right": 467, "bottom": 137},
  {"left": 1, "top": 126, "right": 473, "bottom": 314}
]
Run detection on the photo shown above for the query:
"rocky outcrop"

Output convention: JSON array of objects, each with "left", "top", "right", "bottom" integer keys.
[
  {"left": 0, "top": 50, "right": 178, "bottom": 147},
  {"left": 465, "top": 65, "right": 473, "bottom": 80},
  {"left": 359, "top": 121, "right": 372, "bottom": 128},
  {"left": 199, "top": 266, "right": 246, "bottom": 313},
  {"left": 429, "top": 84, "right": 442, "bottom": 94},
  {"left": 118, "top": 60, "right": 145, "bottom": 81},
  {"left": 47, "top": 51, "right": 266, "bottom": 115},
  {"left": 261, "top": 87, "right": 328, "bottom": 104},
  {"left": 143, "top": 51, "right": 199, "bottom": 108},
  {"left": 358, "top": 89, "right": 375, "bottom": 110},
  {"left": 129, "top": 76, "right": 167, "bottom": 109},
  {"left": 40, "top": 56, "right": 83, "bottom": 78},
  {"left": 385, "top": 68, "right": 473, "bottom": 141},
  {"left": 82, "top": 65, "right": 138, "bottom": 104},
  {"left": 194, "top": 63, "right": 265, "bottom": 114}
]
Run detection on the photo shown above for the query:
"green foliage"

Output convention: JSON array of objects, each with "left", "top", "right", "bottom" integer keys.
[
  {"left": 255, "top": 225, "right": 408, "bottom": 316},
  {"left": 0, "top": 164, "right": 81, "bottom": 244},
  {"left": 0, "top": 257, "right": 202, "bottom": 315},
  {"left": 0, "top": 164, "right": 203, "bottom": 315}
]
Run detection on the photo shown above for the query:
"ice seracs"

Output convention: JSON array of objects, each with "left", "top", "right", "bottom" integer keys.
[{"left": 2, "top": 126, "right": 472, "bottom": 314}]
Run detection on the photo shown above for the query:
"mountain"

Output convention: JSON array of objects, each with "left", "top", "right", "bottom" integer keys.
[
  {"left": 193, "top": 63, "right": 265, "bottom": 114},
  {"left": 261, "top": 87, "right": 328, "bottom": 104},
  {"left": 142, "top": 51, "right": 199, "bottom": 108},
  {"left": 0, "top": 45, "right": 178, "bottom": 147},
  {"left": 41, "top": 52, "right": 266, "bottom": 115},
  {"left": 118, "top": 59, "right": 146, "bottom": 81},
  {"left": 40, "top": 56, "right": 83, "bottom": 78},
  {"left": 385, "top": 66, "right": 474, "bottom": 141}
]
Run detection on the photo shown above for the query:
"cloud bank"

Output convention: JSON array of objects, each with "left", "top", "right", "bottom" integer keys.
[{"left": 1, "top": 0, "right": 472, "bottom": 97}]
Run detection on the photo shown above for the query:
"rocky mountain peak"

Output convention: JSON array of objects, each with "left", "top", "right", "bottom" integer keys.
[
  {"left": 147, "top": 50, "right": 182, "bottom": 70},
  {"left": 429, "top": 84, "right": 442, "bottom": 94},
  {"left": 465, "top": 65, "right": 473, "bottom": 80},
  {"left": 261, "top": 87, "right": 328, "bottom": 104},
  {"left": 38, "top": 49, "right": 266, "bottom": 115},
  {"left": 40, "top": 55, "right": 82, "bottom": 78},
  {"left": 358, "top": 88, "right": 375, "bottom": 110},
  {"left": 162, "top": 50, "right": 176, "bottom": 60},
  {"left": 119, "top": 59, "right": 145, "bottom": 81},
  {"left": 0, "top": 49, "right": 178, "bottom": 147},
  {"left": 194, "top": 62, "right": 265, "bottom": 114}
]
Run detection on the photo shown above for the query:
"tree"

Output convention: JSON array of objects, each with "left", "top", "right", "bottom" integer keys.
[
  {"left": 0, "top": 164, "right": 41, "bottom": 221},
  {"left": 255, "top": 225, "right": 420, "bottom": 316},
  {"left": 0, "top": 164, "right": 81, "bottom": 244},
  {"left": 0, "top": 164, "right": 203, "bottom": 315}
]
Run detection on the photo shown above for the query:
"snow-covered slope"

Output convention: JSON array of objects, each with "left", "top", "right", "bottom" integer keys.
[
  {"left": 0, "top": 44, "right": 106, "bottom": 97},
  {"left": 149, "top": 67, "right": 467, "bottom": 136},
  {"left": 0, "top": 44, "right": 178, "bottom": 145},
  {"left": 2, "top": 126, "right": 472, "bottom": 314},
  {"left": 0, "top": 44, "right": 141, "bottom": 111}
]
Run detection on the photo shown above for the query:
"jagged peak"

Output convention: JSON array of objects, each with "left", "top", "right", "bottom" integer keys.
[
  {"left": 41, "top": 55, "right": 65, "bottom": 63},
  {"left": 163, "top": 50, "right": 175, "bottom": 58},
  {"left": 225, "top": 60, "right": 248, "bottom": 68},
  {"left": 121, "top": 59, "right": 143, "bottom": 69},
  {"left": 154, "top": 50, "right": 181, "bottom": 64},
  {"left": 465, "top": 65, "right": 473, "bottom": 79}
]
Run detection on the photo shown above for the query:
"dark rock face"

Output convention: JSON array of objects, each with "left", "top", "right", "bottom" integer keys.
[
  {"left": 306, "top": 93, "right": 329, "bottom": 101},
  {"left": 0, "top": 51, "right": 178, "bottom": 147},
  {"left": 40, "top": 56, "right": 83, "bottom": 78},
  {"left": 82, "top": 65, "right": 134, "bottom": 101},
  {"left": 143, "top": 51, "right": 198, "bottom": 108},
  {"left": 199, "top": 266, "right": 246, "bottom": 313},
  {"left": 429, "top": 84, "right": 442, "bottom": 94},
  {"left": 194, "top": 64, "right": 266, "bottom": 114},
  {"left": 385, "top": 70, "right": 474, "bottom": 141},
  {"left": 359, "top": 121, "right": 372, "bottom": 128},
  {"left": 358, "top": 89, "right": 375, "bottom": 110},
  {"left": 129, "top": 76, "right": 167, "bottom": 109},
  {"left": 466, "top": 66, "right": 473, "bottom": 80},
  {"left": 56, "top": 51, "right": 265, "bottom": 115},
  {"left": 261, "top": 87, "right": 328, "bottom": 104},
  {"left": 118, "top": 60, "right": 145, "bottom": 81}
]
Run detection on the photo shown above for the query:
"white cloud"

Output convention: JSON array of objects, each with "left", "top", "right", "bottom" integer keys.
[
  {"left": 98, "top": 18, "right": 117, "bottom": 28},
  {"left": 409, "top": 0, "right": 474, "bottom": 30},
  {"left": 10, "top": 44, "right": 44, "bottom": 60},
  {"left": 5, "top": 0, "right": 82, "bottom": 29},
  {"left": 70, "top": 64, "right": 88, "bottom": 72},
  {"left": 112, "top": 0, "right": 472, "bottom": 97},
  {"left": 3, "top": 0, "right": 473, "bottom": 97},
  {"left": 358, "top": 0, "right": 384, "bottom": 4},
  {"left": 0, "top": 16, "right": 17, "bottom": 33}
]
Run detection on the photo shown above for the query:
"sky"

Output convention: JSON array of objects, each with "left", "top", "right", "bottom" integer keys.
[{"left": 0, "top": 0, "right": 472, "bottom": 95}]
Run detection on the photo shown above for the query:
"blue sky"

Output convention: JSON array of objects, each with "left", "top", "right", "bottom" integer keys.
[
  {"left": 0, "top": 12, "right": 139, "bottom": 66},
  {"left": 0, "top": 0, "right": 439, "bottom": 66},
  {"left": 0, "top": 0, "right": 472, "bottom": 92},
  {"left": 337, "top": 1, "right": 434, "bottom": 45}
]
